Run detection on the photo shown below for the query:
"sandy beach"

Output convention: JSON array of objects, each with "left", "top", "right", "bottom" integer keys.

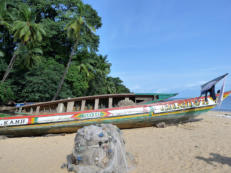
[{"left": 1, "top": 111, "right": 231, "bottom": 173}]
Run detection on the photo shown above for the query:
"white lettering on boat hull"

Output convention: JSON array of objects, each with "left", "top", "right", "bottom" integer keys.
[{"left": 0, "top": 119, "right": 28, "bottom": 127}]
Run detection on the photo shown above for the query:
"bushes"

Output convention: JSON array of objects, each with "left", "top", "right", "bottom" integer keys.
[{"left": 0, "top": 82, "right": 14, "bottom": 104}]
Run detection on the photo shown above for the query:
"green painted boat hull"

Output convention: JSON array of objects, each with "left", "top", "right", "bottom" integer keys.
[{"left": 0, "top": 106, "right": 212, "bottom": 137}]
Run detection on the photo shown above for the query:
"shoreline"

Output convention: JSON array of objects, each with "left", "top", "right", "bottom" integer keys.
[{"left": 1, "top": 111, "right": 231, "bottom": 173}]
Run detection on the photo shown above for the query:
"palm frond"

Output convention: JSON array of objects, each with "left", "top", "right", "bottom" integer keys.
[
  {"left": 32, "top": 48, "right": 43, "bottom": 54},
  {"left": 19, "top": 25, "right": 29, "bottom": 38},
  {"left": 24, "top": 30, "right": 31, "bottom": 42}
]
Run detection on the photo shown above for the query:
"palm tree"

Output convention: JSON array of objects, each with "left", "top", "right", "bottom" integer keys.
[
  {"left": 94, "top": 55, "right": 111, "bottom": 77},
  {"left": 52, "top": 1, "right": 95, "bottom": 100},
  {"left": 15, "top": 44, "right": 43, "bottom": 68},
  {"left": 1, "top": 3, "right": 45, "bottom": 83},
  {"left": 66, "top": 52, "right": 95, "bottom": 96},
  {"left": 74, "top": 53, "right": 95, "bottom": 77},
  {"left": 85, "top": 55, "right": 112, "bottom": 96},
  {"left": 0, "top": 1, "right": 16, "bottom": 82}
]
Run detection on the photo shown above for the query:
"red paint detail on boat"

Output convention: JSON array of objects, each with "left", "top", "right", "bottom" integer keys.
[{"left": 28, "top": 118, "right": 32, "bottom": 124}]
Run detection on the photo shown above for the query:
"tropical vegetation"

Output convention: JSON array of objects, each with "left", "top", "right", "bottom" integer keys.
[{"left": 0, "top": 0, "right": 129, "bottom": 104}]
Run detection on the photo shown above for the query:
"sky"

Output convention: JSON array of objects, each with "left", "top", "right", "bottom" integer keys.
[{"left": 84, "top": 0, "right": 231, "bottom": 98}]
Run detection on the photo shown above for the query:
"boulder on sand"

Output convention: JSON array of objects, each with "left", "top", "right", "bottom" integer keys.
[{"left": 62, "top": 124, "right": 136, "bottom": 173}]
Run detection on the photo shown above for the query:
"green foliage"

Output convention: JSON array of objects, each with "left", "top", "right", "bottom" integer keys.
[
  {"left": 106, "top": 77, "right": 130, "bottom": 94},
  {"left": 52, "top": 1, "right": 98, "bottom": 100},
  {"left": 0, "top": 51, "right": 4, "bottom": 57},
  {"left": 0, "top": 0, "right": 130, "bottom": 103},
  {"left": 0, "top": 0, "right": 13, "bottom": 30},
  {"left": 12, "top": 4, "right": 45, "bottom": 43},
  {"left": 65, "top": 1, "right": 96, "bottom": 41},
  {"left": 15, "top": 44, "right": 43, "bottom": 68},
  {"left": 16, "top": 59, "right": 73, "bottom": 102},
  {"left": 0, "top": 82, "right": 14, "bottom": 104},
  {"left": 1, "top": 2, "right": 46, "bottom": 82},
  {"left": 67, "top": 68, "right": 89, "bottom": 96},
  {"left": 0, "top": 57, "right": 7, "bottom": 73}
]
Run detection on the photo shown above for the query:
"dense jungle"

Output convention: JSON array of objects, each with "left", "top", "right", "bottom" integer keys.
[{"left": 0, "top": 0, "right": 130, "bottom": 104}]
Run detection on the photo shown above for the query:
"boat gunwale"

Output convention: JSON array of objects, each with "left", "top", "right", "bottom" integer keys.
[
  {"left": 18, "top": 93, "right": 178, "bottom": 108},
  {"left": 1, "top": 91, "right": 230, "bottom": 120}
]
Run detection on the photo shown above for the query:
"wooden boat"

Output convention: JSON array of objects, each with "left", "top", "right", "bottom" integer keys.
[{"left": 0, "top": 91, "right": 230, "bottom": 137}]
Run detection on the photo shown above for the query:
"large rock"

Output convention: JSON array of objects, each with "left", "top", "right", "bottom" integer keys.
[{"left": 62, "top": 124, "right": 135, "bottom": 173}]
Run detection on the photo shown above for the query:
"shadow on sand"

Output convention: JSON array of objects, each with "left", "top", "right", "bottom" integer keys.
[{"left": 196, "top": 153, "right": 231, "bottom": 166}]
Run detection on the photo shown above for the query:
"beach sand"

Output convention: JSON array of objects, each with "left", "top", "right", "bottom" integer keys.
[{"left": 1, "top": 111, "right": 231, "bottom": 173}]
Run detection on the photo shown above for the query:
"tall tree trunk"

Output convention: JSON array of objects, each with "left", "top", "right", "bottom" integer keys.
[
  {"left": 52, "top": 41, "right": 78, "bottom": 100},
  {"left": 1, "top": 53, "right": 17, "bottom": 83}
]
